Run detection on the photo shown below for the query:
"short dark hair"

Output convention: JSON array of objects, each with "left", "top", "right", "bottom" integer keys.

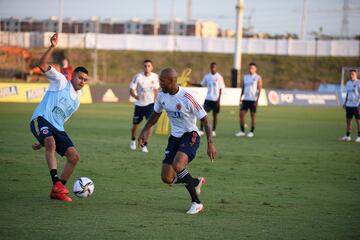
[
  {"left": 73, "top": 66, "right": 88, "bottom": 75},
  {"left": 210, "top": 62, "right": 217, "bottom": 66},
  {"left": 249, "top": 62, "right": 257, "bottom": 67},
  {"left": 350, "top": 69, "right": 357, "bottom": 73},
  {"left": 143, "top": 59, "right": 152, "bottom": 64}
]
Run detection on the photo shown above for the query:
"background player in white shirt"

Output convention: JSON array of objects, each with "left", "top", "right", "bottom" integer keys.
[
  {"left": 340, "top": 69, "right": 360, "bottom": 142},
  {"left": 235, "top": 62, "right": 263, "bottom": 138},
  {"left": 29, "top": 33, "right": 89, "bottom": 202},
  {"left": 138, "top": 68, "right": 217, "bottom": 214},
  {"left": 198, "top": 62, "right": 225, "bottom": 137},
  {"left": 129, "top": 60, "right": 159, "bottom": 152}
]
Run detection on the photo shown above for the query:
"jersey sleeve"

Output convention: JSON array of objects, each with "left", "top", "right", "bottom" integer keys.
[
  {"left": 154, "top": 74, "right": 160, "bottom": 89},
  {"left": 45, "top": 66, "right": 67, "bottom": 91},
  {"left": 129, "top": 74, "right": 138, "bottom": 90},
  {"left": 153, "top": 93, "right": 163, "bottom": 113},
  {"left": 219, "top": 75, "right": 225, "bottom": 89},
  {"left": 184, "top": 91, "right": 207, "bottom": 119}
]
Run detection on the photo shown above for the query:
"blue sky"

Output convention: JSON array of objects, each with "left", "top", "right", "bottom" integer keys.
[{"left": 1, "top": 0, "right": 359, "bottom": 38}]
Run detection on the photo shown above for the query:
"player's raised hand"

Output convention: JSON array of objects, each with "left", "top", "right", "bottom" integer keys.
[
  {"left": 50, "top": 32, "right": 58, "bottom": 47},
  {"left": 207, "top": 143, "right": 217, "bottom": 162}
]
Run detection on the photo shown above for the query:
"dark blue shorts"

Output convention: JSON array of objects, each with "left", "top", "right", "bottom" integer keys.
[
  {"left": 346, "top": 107, "right": 360, "bottom": 119},
  {"left": 30, "top": 117, "right": 74, "bottom": 156},
  {"left": 204, "top": 100, "right": 220, "bottom": 113},
  {"left": 163, "top": 131, "right": 200, "bottom": 165},
  {"left": 133, "top": 103, "right": 154, "bottom": 124},
  {"left": 241, "top": 100, "right": 257, "bottom": 113}
]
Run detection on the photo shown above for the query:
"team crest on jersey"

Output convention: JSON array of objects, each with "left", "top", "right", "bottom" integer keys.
[{"left": 176, "top": 103, "right": 182, "bottom": 110}]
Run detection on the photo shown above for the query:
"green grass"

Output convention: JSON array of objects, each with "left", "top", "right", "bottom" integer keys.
[{"left": 0, "top": 103, "right": 359, "bottom": 240}]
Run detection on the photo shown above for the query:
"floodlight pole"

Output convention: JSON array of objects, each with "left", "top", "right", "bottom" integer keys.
[
  {"left": 231, "top": 0, "right": 244, "bottom": 88},
  {"left": 58, "top": 0, "right": 63, "bottom": 33}
]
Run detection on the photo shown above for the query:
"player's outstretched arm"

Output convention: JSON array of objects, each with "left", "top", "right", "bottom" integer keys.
[
  {"left": 138, "top": 111, "right": 162, "bottom": 146},
  {"left": 38, "top": 33, "right": 58, "bottom": 72},
  {"left": 201, "top": 116, "right": 217, "bottom": 161}
]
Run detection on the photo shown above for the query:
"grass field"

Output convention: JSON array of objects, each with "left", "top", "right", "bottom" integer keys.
[{"left": 0, "top": 103, "right": 359, "bottom": 240}]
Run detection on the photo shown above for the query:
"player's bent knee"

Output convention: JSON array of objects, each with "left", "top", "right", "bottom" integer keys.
[{"left": 68, "top": 152, "right": 80, "bottom": 164}]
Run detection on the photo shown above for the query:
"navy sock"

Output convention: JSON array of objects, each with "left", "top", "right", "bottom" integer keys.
[
  {"left": 50, "top": 169, "right": 60, "bottom": 184},
  {"left": 346, "top": 132, "right": 350, "bottom": 137},
  {"left": 176, "top": 169, "right": 200, "bottom": 203},
  {"left": 241, "top": 125, "right": 245, "bottom": 132}
]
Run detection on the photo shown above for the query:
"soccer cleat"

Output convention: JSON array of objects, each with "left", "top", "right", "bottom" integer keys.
[
  {"left": 141, "top": 145, "right": 149, "bottom": 153},
  {"left": 355, "top": 137, "right": 360, "bottom": 143},
  {"left": 186, "top": 202, "right": 204, "bottom": 214},
  {"left": 212, "top": 131, "right": 216, "bottom": 137},
  {"left": 195, "top": 177, "right": 206, "bottom": 195},
  {"left": 339, "top": 136, "right": 351, "bottom": 142},
  {"left": 130, "top": 140, "right": 136, "bottom": 150},
  {"left": 50, "top": 192, "right": 72, "bottom": 202},
  {"left": 247, "top": 132, "right": 254, "bottom": 138},
  {"left": 198, "top": 130, "right": 204, "bottom": 136},
  {"left": 235, "top": 131, "right": 246, "bottom": 137},
  {"left": 52, "top": 181, "right": 69, "bottom": 194}
]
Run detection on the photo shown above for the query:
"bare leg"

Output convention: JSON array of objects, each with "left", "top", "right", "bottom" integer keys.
[
  {"left": 212, "top": 111, "right": 217, "bottom": 131},
  {"left": 346, "top": 118, "right": 352, "bottom": 134},
  {"left": 240, "top": 110, "right": 246, "bottom": 130},
  {"left": 250, "top": 112, "right": 257, "bottom": 131},
  {"left": 161, "top": 164, "right": 176, "bottom": 184},
  {"left": 60, "top": 147, "right": 80, "bottom": 181},
  {"left": 44, "top": 137, "right": 57, "bottom": 170},
  {"left": 131, "top": 124, "right": 138, "bottom": 139}
]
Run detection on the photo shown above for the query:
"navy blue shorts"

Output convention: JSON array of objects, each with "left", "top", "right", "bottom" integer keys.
[
  {"left": 241, "top": 100, "right": 257, "bottom": 113},
  {"left": 163, "top": 131, "right": 200, "bottom": 165},
  {"left": 30, "top": 117, "right": 74, "bottom": 156},
  {"left": 346, "top": 107, "right": 360, "bottom": 119},
  {"left": 133, "top": 103, "right": 154, "bottom": 124},
  {"left": 204, "top": 100, "right": 220, "bottom": 113}
]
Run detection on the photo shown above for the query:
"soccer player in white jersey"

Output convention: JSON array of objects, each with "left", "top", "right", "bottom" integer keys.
[
  {"left": 198, "top": 62, "right": 225, "bottom": 137},
  {"left": 235, "top": 62, "right": 263, "bottom": 138},
  {"left": 29, "top": 33, "right": 89, "bottom": 202},
  {"left": 340, "top": 69, "right": 360, "bottom": 142},
  {"left": 138, "top": 68, "right": 217, "bottom": 214},
  {"left": 129, "top": 60, "right": 160, "bottom": 152}
]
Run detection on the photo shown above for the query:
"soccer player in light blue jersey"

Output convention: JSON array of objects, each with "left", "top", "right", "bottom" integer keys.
[{"left": 30, "top": 33, "right": 89, "bottom": 202}]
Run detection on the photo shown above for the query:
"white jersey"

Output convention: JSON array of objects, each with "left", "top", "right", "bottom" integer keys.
[
  {"left": 345, "top": 79, "right": 360, "bottom": 107},
  {"left": 130, "top": 72, "right": 159, "bottom": 106},
  {"left": 242, "top": 73, "right": 261, "bottom": 101},
  {"left": 31, "top": 66, "right": 80, "bottom": 131},
  {"left": 201, "top": 72, "right": 225, "bottom": 101},
  {"left": 154, "top": 87, "right": 207, "bottom": 138}
]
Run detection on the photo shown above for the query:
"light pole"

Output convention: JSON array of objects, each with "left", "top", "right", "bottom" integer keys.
[
  {"left": 231, "top": 0, "right": 244, "bottom": 88},
  {"left": 58, "top": 0, "right": 63, "bottom": 33}
]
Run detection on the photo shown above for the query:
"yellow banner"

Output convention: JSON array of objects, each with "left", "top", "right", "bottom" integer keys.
[{"left": 0, "top": 83, "right": 92, "bottom": 104}]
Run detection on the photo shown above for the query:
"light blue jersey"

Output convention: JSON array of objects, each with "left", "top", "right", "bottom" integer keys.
[{"left": 31, "top": 66, "right": 80, "bottom": 131}]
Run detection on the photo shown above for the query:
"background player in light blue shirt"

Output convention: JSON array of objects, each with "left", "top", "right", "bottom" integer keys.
[
  {"left": 340, "top": 69, "right": 360, "bottom": 142},
  {"left": 30, "top": 33, "right": 89, "bottom": 202}
]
